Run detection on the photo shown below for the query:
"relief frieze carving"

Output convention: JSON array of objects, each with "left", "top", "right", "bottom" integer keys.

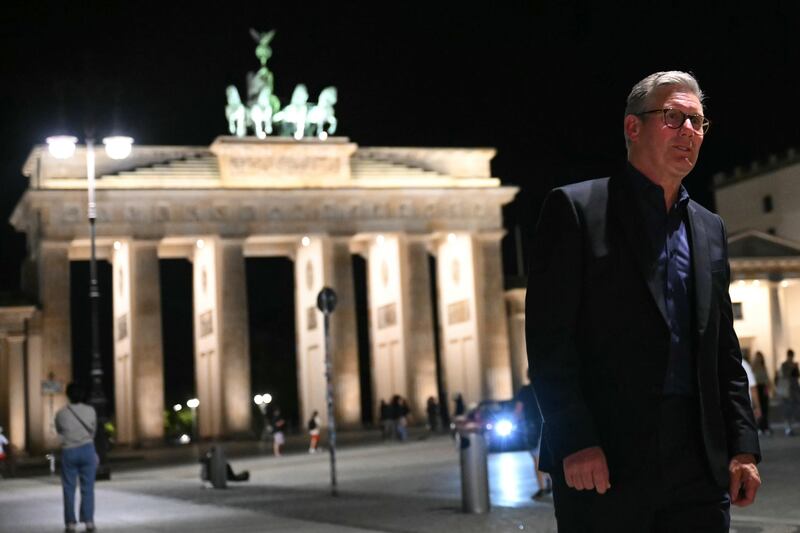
[
  {"left": 154, "top": 204, "right": 171, "bottom": 222},
  {"left": 211, "top": 204, "right": 228, "bottom": 221},
  {"left": 240, "top": 205, "right": 256, "bottom": 221},
  {"left": 228, "top": 155, "right": 342, "bottom": 176},
  {"left": 62, "top": 204, "right": 81, "bottom": 223}
]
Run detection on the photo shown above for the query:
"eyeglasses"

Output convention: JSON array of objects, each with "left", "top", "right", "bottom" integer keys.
[{"left": 637, "top": 108, "right": 710, "bottom": 135}]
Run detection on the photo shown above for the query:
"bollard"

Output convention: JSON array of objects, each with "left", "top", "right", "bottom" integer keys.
[
  {"left": 459, "top": 425, "right": 490, "bottom": 513},
  {"left": 209, "top": 445, "right": 227, "bottom": 489}
]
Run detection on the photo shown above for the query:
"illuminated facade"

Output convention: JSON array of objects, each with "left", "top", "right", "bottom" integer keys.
[
  {"left": 714, "top": 152, "right": 800, "bottom": 379},
  {"left": 4, "top": 136, "right": 519, "bottom": 452}
]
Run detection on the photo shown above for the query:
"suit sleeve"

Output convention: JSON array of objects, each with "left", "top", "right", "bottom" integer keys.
[
  {"left": 716, "top": 215, "right": 761, "bottom": 462},
  {"left": 527, "top": 189, "right": 598, "bottom": 464}
]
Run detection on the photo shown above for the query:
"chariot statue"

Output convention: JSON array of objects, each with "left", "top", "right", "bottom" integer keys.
[
  {"left": 249, "top": 86, "right": 276, "bottom": 138},
  {"left": 223, "top": 29, "right": 339, "bottom": 140},
  {"left": 273, "top": 84, "right": 310, "bottom": 140},
  {"left": 225, "top": 85, "right": 247, "bottom": 137},
  {"left": 308, "top": 86, "right": 338, "bottom": 139}
]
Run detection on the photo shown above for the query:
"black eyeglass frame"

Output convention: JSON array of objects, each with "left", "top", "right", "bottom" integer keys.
[{"left": 636, "top": 108, "right": 710, "bottom": 135}]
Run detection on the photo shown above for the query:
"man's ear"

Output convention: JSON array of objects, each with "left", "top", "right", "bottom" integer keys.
[{"left": 624, "top": 114, "right": 641, "bottom": 143}]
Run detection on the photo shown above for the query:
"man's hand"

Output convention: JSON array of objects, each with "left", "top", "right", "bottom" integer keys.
[
  {"left": 729, "top": 454, "right": 761, "bottom": 507},
  {"left": 563, "top": 446, "right": 611, "bottom": 494}
]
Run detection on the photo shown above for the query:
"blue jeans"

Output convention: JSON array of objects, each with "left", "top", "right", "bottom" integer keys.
[{"left": 61, "top": 442, "right": 96, "bottom": 525}]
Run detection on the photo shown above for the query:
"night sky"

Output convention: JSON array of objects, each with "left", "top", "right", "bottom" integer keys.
[{"left": 2, "top": 2, "right": 799, "bottom": 426}]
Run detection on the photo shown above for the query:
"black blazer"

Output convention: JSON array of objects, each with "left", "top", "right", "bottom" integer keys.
[{"left": 526, "top": 173, "right": 760, "bottom": 488}]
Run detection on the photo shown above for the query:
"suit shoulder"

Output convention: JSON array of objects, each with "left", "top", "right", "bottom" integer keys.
[
  {"left": 689, "top": 199, "right": 724, "bottom": 227},
  {"left": 550, "top": 177, "right": 610, "bottom": 211}
]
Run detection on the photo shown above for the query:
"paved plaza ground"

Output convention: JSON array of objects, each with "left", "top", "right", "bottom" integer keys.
[{"left": 0, "top": 430, "right": 798, "bottom": 532}]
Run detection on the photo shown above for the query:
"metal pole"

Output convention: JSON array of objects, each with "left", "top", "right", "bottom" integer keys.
[
  {"left": 323, "top": 310, "right": 337, "bottom": 496},
  {"left": 86, "top": 139, "right": 110, "bottom": 478}
]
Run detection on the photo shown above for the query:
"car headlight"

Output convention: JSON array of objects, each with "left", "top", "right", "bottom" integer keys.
[{"left": 494, "top": 419, "right": 514, "bottom": 437}]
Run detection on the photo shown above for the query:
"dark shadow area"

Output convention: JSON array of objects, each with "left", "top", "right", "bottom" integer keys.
[
  {"left": 245, "top": 257, "right": 298, "bottom": 430},
  {"left": 69, "top": 260, "right": 115, "bottom": 414},
  {"left": 352, "top": 254, "right": 372, "bottom": 426},
  {"left": 159, "top": 259, "right": 195, "bottom": 410},
  {"left": 428, "top": 254, "right": 449, "bottom": 428}
]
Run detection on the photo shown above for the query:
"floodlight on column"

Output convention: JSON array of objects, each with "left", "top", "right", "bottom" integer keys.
[
  {"left": 187, "top": 398, "right": 200, "bottom": 409},
  {"left": 103, "top": 136, "right": 134, "bottom": 160},
  {"left": 46, "top": 135, "right": 78, "bottom": 159}
]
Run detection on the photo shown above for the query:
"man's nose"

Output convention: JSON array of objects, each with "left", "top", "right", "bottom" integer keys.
[{"left": 679, "top": 118, "right": 695, "bottom": 136}]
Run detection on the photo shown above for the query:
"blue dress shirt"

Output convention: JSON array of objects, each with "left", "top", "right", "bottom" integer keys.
[{"left": 627, "top": 164, "right": 696, "bottom": 396}]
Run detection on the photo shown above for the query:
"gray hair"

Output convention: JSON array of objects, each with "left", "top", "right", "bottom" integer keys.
[{"left": 624, "top": 71, "right": 705, "bottom": 147}]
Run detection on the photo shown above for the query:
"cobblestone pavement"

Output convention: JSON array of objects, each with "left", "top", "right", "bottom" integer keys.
[{"left": 0, "top": 431, "right": 797, "bottom": 532}]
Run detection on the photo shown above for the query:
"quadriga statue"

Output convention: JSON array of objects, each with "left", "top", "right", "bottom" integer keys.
[
  {"left": 273, "top": 84, "right": 310, "bottom": 140},
  {"left": 225, "top": 85, "right": 247, "bottom": 137},
  {"left": 308, "top": 86, "right": 338, "bottom": 139}
]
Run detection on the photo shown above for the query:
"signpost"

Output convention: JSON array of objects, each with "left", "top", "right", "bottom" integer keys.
[{"left": 316, "top": 286, "right": 338, "bottom": 496}]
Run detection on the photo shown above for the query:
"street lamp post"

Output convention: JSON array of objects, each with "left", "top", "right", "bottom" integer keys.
[
  {"left": 187, "top": 398, "right": 200, "bottom": 441},
  {"left": 46, "top": 134, "right": 134, "bottom": 480}
]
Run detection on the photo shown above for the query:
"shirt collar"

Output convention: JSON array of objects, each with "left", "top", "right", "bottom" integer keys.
[{"left": 626, "top": 162, "right": 690, "bottom": 213}]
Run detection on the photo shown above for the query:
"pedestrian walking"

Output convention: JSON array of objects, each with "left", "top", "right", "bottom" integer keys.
[
  {"left": 453, "top": 393, "right": 465, "bottom": 418},
  {"left": 308, "top": 410, "right": 321, "bottom": 453},
  {"left": 0, "top": 425, "right": 9, "bottom": 478},
  {"left": 271, "top": 407, "right": 286, "bottom": 456},
  {"left": 426, "top": 396, "right": 440, "bottom": 432},
  {"left": 54, "top": 383, "right": 98, "bottom": 533},
  {"left": 379, "top": 399, "right": 393, "bottom": 441},
  {"left": 396, "top": 396, "right": 410, "bottom": 441},
  {"left": 777, "top": 349, "right": 800, "bottom": 436},
  {"left": 752, "top": 351, "right": 772, "bottom": 434}
]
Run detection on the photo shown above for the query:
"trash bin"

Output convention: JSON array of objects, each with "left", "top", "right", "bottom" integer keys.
[
  {"left": 458, "top": 424, "right": 490, "bottom": 513},
  {"left": 208, "top": 445, "right": 227, "bottom": 489}
]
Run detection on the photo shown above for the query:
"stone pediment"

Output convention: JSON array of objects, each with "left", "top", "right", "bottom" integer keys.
[
  {"left": 22, "top": 137, "right": 501, "bottom": 190},
  {"left": 728, "top": 230, "right": 800, "bottom": 259}
]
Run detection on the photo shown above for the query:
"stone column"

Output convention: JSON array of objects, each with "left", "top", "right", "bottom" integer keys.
[
  {"left": 112, "top": 240, "right": 134, "bottom": 445},
  {"left": 770, "top": 281, "right": 787, "bottom": 380},
  {"left": 6, "top": 335, "right": 28, "bottom": 452},
  {"left": 296, "top": 236, "right": 361, "bottom": 427},
  {"left": 363, "top": 234, "right": 408, "bottom": 417},
  {"left": 25, "top": 315, "right": 43, "bottom": 453},
  {"left": 37, "top": 241, "right": 72, "bottom": 450},
  {"left": 324, "top": 237, "right": 362, "bottom": 427},
  {"left": 505, "top": 288, "right": 528, "bottom": 394},
  {"left": 434, "top": 233, "right": 483, "bottom": 406},
  {"left": 0, "top": 338, "right": 8, "bottom": 444},
  {"left": 295, "top": 236, "right": 328, "bottom": 427},
  {"left": 400, "top": 235, "right": 437, "bottom": 420},
  {"left": 113, "top": 240, "right": 165, "bottom": 445},
  {"left": 473, "top": 232, "right": 513, "bottom": 400},
  {"left": 192, "top": 238, "right": 250, "bottom": 438},
  {"left": 217, "top": 239, "right": 251, "bottom": 435}
]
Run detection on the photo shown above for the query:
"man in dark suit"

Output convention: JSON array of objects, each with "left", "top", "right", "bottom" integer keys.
[{"left": 526, "top": 71, "right": 761, "bottom": 532}]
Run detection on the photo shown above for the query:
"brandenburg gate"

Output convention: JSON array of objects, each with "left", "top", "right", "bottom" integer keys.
[{"left": 4, "top": 136, "right": 520, "bottom": 452}]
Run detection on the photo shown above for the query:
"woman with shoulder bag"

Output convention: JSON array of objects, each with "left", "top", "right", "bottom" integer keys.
[{"left": 54, "top": 383, "right": 98, "bottom": 532}]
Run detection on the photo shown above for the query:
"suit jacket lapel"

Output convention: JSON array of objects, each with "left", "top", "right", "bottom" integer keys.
[
  {"left": 688, "top": 201, "right": 712, "bottom": 337},
  {"left": 609, "top": 175, "right": 669, "bottom": 327}
]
